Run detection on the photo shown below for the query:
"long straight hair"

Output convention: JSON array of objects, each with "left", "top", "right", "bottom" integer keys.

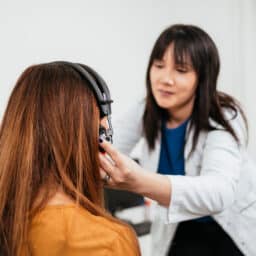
[
  {"left": 143, "top": 24, "right": 248, "bottom": 152},
  {"left": 0, "top": 63, "right": 140, "bottom": 255}
]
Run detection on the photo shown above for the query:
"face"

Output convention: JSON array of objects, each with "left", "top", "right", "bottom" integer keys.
[{"left": 150, "top": 43, "right": 198, "bottom": 116}]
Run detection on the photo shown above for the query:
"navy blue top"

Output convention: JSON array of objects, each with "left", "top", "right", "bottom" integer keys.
[
  {"left": 157, "top": 119, "right": 188, "bottom": 176},
  {"left": 157, "top": 119, "right": 213, "bottom": 223}
]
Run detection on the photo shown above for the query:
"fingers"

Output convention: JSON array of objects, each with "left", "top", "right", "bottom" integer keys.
[
  {"left": 99, "top": 139, "right": 120, "bottom": 163},
  {"left": 99, "top": 167, "right": 107, "bottom": 180},
  {"left": 99, "top": 153, "right": 115, "bottom": 178},
  {"left": 100, "top": 167, "right": 112, "bottom": 187}
]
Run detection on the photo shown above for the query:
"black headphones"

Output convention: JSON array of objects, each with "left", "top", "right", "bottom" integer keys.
[{"left": 50, "top": 61, "right": 114, "bottom": 143}]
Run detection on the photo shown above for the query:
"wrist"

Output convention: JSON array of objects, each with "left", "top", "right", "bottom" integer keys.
[
  {"left": 129, "top": 167, "right": 150, "bottom": 195},
  {"left": 134, "top": 171, "right": 172, "bottom": 207}
]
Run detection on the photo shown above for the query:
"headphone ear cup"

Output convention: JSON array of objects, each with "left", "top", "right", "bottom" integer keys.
[
  {"left": 99, "top": 126, "right": 112, "bottom": 142},
  {"left": 99, "top": 126, "right": 107, "bottom": 153},
  {"left": 99, "top": 126, "right": 106, "bottom": 139}
]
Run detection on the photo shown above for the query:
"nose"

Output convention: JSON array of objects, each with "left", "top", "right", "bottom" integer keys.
[{"left": 161, "top": 67, "right": 174, "bottom": 86}]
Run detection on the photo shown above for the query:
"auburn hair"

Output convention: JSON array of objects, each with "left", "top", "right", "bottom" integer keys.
[{"left": 0, "top": 63, "right": 140, "bottom": 255}]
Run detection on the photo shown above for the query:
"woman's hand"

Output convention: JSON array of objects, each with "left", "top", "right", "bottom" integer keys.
[
  {"left": 99, "top": 139, "right": 144, "bottom": 191},
  {"left": 99, "top": 139, "right": 172, "bottom": 207}
]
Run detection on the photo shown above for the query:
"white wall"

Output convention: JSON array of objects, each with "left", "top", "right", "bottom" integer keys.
[{"left": 0, "top": 0, "right": 255, "bottom": 158}]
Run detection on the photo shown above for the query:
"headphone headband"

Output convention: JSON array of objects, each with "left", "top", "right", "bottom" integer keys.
[
  {"left": 50, "top": 61, "right": 113, "bottom": 118},
  {"left": 48, "top": 61, "right": 114, "bottom": 143}
]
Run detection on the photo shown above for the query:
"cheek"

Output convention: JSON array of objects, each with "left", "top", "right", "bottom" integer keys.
[
  {"left": 189, "top": 78, "right": 198, "bottom": 95},
  {"left": 183, "top": 85, "right": 197, "bottom": 99},
  {"left": 178, "top": 76, "right": 197, "bottom": 94}
]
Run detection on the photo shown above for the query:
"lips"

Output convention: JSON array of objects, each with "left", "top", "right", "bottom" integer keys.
[{"left": 158, "top": 89, "right": 174, "bottom": 97}]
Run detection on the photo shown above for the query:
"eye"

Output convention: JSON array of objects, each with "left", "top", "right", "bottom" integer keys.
[
  {"left": 153, "top": 60, "right": 164, "bottom": 68},
  {"left": 176, "top": 67, "right": 188, "bottom": 73},
  {"left": 175, "top": 64, "right": 191, "bottom": 73}
]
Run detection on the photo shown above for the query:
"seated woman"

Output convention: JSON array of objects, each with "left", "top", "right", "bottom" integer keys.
[{"left": 0, "top": 62, "right": 140, "bottom": 256}]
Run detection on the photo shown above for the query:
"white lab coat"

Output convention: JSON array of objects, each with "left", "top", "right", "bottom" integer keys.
[{"left": 113, "top": 101, "right": 256, "bottom": 256}]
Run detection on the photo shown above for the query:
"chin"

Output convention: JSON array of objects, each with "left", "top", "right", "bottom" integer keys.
[{"left": 155, "top": 98, "right": 175, "bottom": 110}]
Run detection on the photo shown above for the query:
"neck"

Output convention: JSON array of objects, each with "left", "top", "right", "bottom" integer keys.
[{"left": 167, "top": 99, "right": 194, "bottom": 129}]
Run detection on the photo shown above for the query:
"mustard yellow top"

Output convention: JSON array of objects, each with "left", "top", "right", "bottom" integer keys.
[{"left": 24, "top": 205, "right": 139, "bottom": 256}]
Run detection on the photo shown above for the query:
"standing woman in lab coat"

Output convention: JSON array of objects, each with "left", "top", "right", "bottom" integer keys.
[{"left": 99, "top": 24, "right": 256, "bottom": 256}]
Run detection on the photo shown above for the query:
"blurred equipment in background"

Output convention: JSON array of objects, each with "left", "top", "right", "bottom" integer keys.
[{"left": 104, "top": 188, "right": 152, "bottom": 236}]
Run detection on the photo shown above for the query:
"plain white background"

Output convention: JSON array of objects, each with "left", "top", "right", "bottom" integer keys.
[{"left": 0, "top": 0, "right": 255, "bottom": 157}]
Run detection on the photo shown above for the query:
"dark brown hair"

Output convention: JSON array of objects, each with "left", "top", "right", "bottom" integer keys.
[
  {"left": 143, "top": 24, "right": 248, "bottom": 152},
  {"left": 0, "top": 63, "right": 140, "bottom": 255}
]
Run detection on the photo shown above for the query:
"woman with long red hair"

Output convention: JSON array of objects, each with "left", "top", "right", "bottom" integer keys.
[{"left": 0, "top": 62, "right": 140, "bottom": 256}]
